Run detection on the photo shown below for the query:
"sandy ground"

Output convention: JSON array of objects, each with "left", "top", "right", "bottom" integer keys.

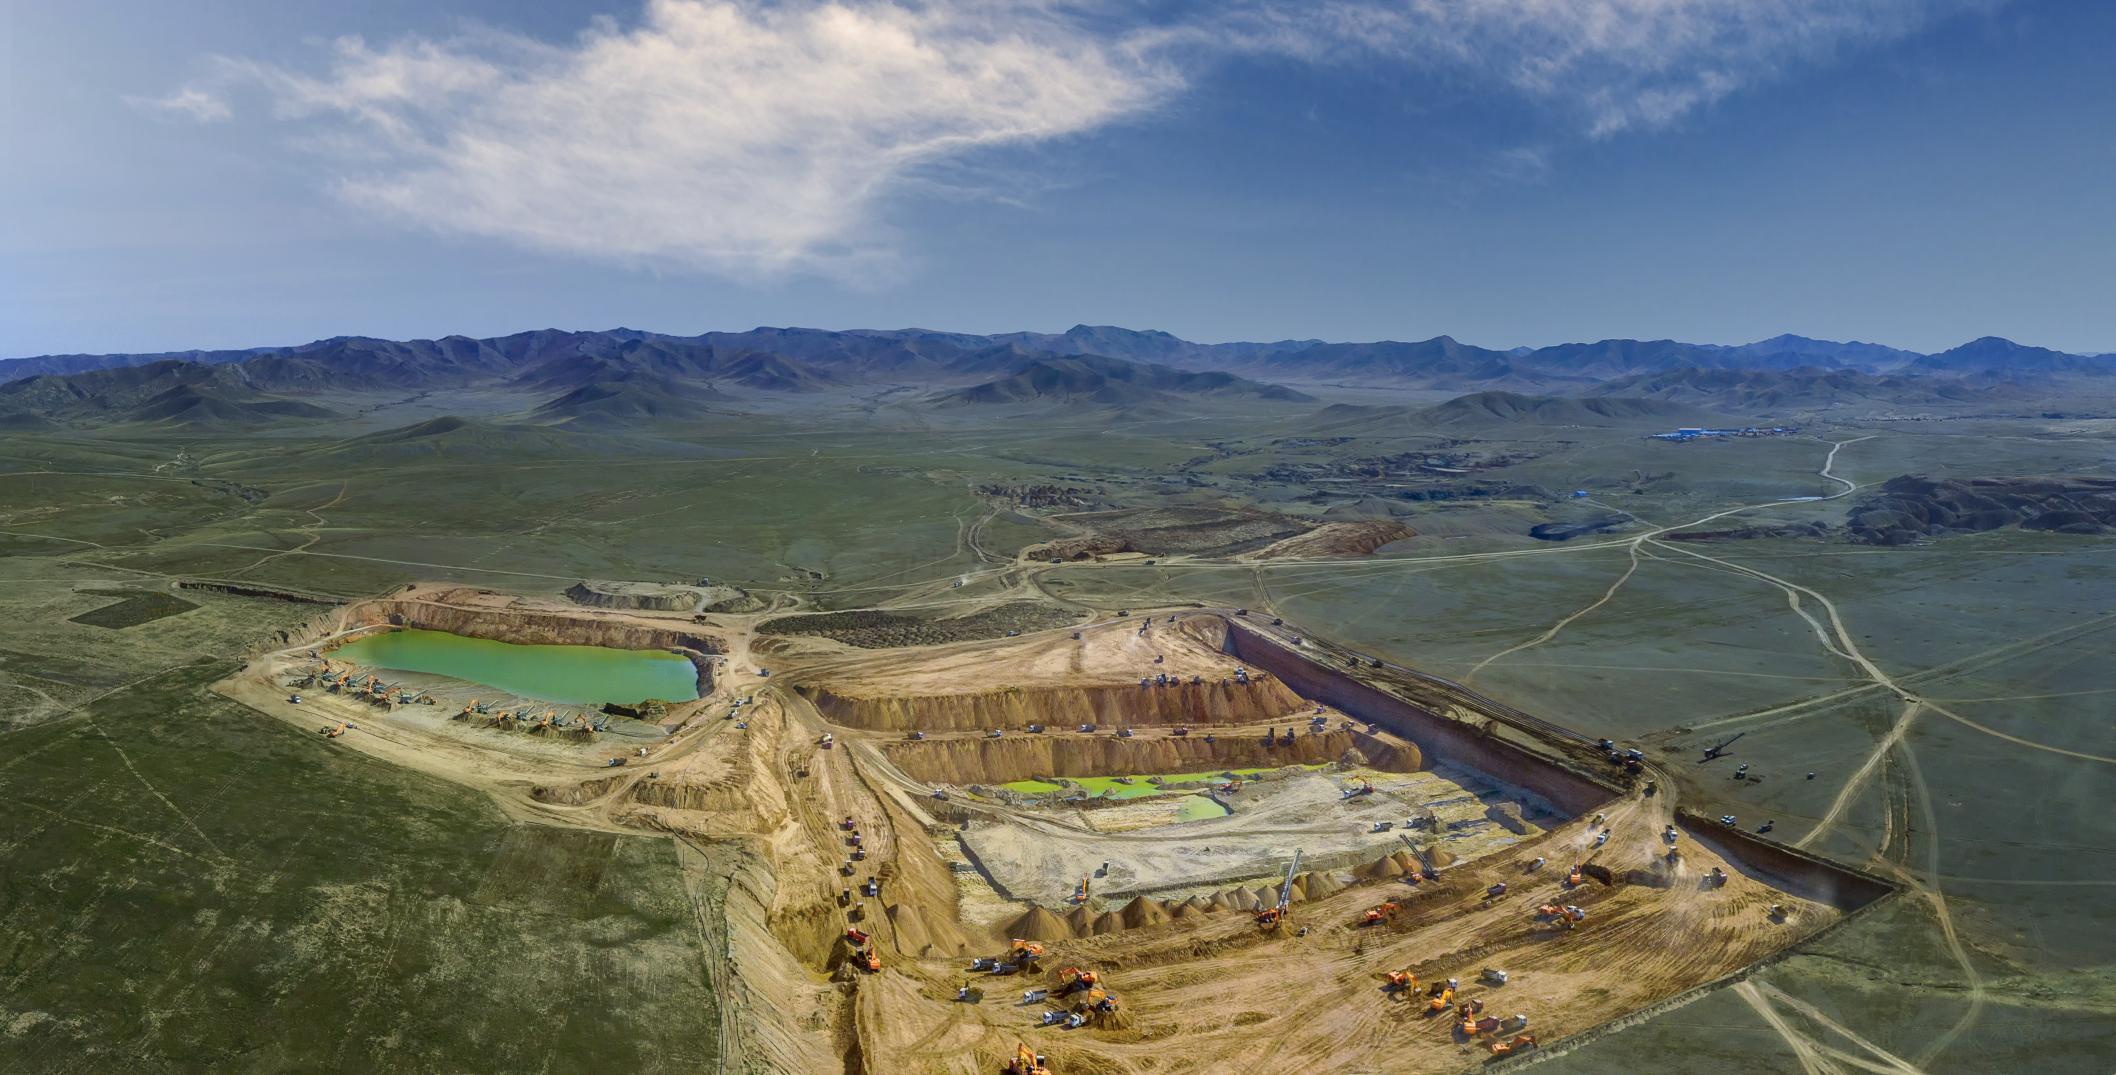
[
  {"left": 217, "top": 600, "right": 1861, "bottom": 1075},
  {"left": 781, "top": 614, "right": 1247, "bottom": 696},
  {"left": 956, "top": 760, "right": 1546, "bottom": 906}
]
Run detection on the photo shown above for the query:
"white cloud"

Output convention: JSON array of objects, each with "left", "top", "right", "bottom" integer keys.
[
  {"left": 1218, "top": 0, "right": 1979, "bottom": 137},
  {"left": 130, "top": 86, "right": 233, "bottom": 123},
  {"left": 169, "top": 1, "right": 1176, "bottom": 277},
  {"left": 157, "top": 0, "right": 1977, "bottom": 275}
]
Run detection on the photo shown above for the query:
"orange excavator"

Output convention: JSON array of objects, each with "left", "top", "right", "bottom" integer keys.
[
  {"left": 1359, "top": 900, "right": 1400, "bottom": 926},
  {"left": 1536, "top": 903, "right": 1587, "bottom": 928},
  {"left": 855, "top": 949, "right": 880, "bottom": 973},
  {"left": 1056, "top": 967, "right": 1099, "bottom": 996},
  {"left": 1257, "top": 849, "right": 1302, "bottom": 929},
  {"left": 1382, "top": 969, "right": 1418, "bottom": 996},
  {"left": 1005, "top": 1043, "right": 1051, "bottom": 1075},
  {"left": 1426, "top": 983, "right": 1455, "bottom": 1013},
  {"left": 322, "top": 721, "right": 347, "bottom": 739},
  {"left": 1566, "top": 863, "right": 1585, "bottom": 887},
  {"left": 1070, "top": 876, "right": 1090, "bottom": 905},
  {"left": 1490, "top": 1033, "right": 1537, "bottom": 1056}
]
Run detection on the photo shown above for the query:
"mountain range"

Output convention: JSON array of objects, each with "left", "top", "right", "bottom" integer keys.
[{"left": 2, "top": 325, "right": 2107, "bottom": 430}]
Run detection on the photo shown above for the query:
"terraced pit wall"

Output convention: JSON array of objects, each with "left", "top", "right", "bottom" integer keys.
[
  {"left": 336, "top": 597, "right": 726, "bottom": 696},
  {"left": 1222, "top": 621, "right": 1615, "bottom": 816},
  {"left": 881, "top": 727, "right": 1419, "bottom": 786},
  {"left": 797, "top": 675, "right": 1307, "bottom": 734}
]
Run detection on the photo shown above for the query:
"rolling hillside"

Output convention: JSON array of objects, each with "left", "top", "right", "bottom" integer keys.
[{"left": 936, "top": 355, "right": 1313, "bottom": 406}]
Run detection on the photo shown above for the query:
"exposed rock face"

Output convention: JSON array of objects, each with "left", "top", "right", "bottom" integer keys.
[
  {"left": 348, "top": 598, "right": 725, "bottom": 654},
  {"left": 881, "top": 729, "right": 1419, "bottom": 785},
  {"left": 1485, "top": 802, "right": 1530, "bottom": 835},
  {"left": 1847, "top": 475, "right": 2116, "bottom": 545},
  {"left": 564, "top": 580, "right": 700, "bottom": 612},
  {"left": 802, "top": 677, "right": 1308, "bottom": 734}
]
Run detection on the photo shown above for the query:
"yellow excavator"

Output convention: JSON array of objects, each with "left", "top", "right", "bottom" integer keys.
[
  {"left": 1426, "top": 982, "right": 1456, "bottom": 1014},
  {"left": 1005, "top": 1043, "right": 1051, "bottom": 1075}
]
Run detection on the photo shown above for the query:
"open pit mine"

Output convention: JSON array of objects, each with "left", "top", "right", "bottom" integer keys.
[{"left": 222, "top": 583, "right": 1895, "bottom": 1074}]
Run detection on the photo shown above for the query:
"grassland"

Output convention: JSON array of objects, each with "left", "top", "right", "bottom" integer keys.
[{"left": 2, "top": 395, "right": 2113, "bottom": 1072}]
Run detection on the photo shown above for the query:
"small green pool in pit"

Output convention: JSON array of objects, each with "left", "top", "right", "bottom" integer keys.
[
  {"left": 1001, "top": 763, "right": 1328, "bottom": 802},
  {"left": 332, "top": 628, "right": 699, "bottom": 706}
]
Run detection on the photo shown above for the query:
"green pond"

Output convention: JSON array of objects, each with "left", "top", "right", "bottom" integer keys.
[
  {"left": 1001, "top": 764, "right": 1328, "bottom": 802},
  {"left": 332, "top": 628, "right": 699, "bottom": 706}
]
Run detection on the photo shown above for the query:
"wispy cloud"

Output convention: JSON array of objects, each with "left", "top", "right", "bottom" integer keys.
[
  {"left": 152, "top": 0, "right": 1979, "bottom": 275},
  {"left": 130, "top": 85, "right": 234, "bottom": 123},
  {"left": 1211, "top": 0, "right": 1984, "bottom": 136}
]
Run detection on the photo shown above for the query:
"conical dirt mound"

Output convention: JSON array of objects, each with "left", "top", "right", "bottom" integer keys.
[
  {"left": 1118, "top": 895, "right": 1172, "bottom": 930},
  {"left": 1008, "top": 905, "right": 1075, "bottom": 941}
]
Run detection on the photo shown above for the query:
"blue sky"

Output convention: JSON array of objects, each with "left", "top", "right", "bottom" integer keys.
[{"left": 4, "top": 0, "right": 2111, "bottom": 356}]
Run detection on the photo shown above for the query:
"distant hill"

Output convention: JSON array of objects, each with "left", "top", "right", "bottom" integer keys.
[
  {"left": 1727, "top": 334, "right": 1920, "bottom": 369},
  {"left": 1251, "top": 336, "right": 1523, "bottom": 385},
  {"left": 1909, "top": 337, "right": 2116, "bottom": 376},
  {"left": 938, "top": 354, "right": 1312, "bottom": 406},
  {"left": 1420, "top": 391, "right": 1722, "bottom": 426},
  {"left": 531, "top": 373, "right": 732, "bottom": 425},
  {"left": 308, "top": 415, "right": 718, "bottom": 465},
  {"left": 1590, "top": 367, "right": 2035, "bottom": 410},
  {"left": 0, "top": 360, "right": 335, "bottom": 427},
  {"left": 7, "top": 325, "right": 2105, "bottom": 429}
]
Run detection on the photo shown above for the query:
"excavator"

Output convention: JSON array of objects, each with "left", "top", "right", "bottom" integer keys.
[
  {"left": 1381, "top": 969, "right": 1418, "bottom": 997},
  {"left": 1702, "top": 732, "right": 1745, "bottom": 761},
  {"left": 1359, "top": 900, "right": 1400, "bottom": 926},
  {"left": 1070, "top": 876, "right": 1090, "bottom": 905},
  {"left": 321, "top": 721, "right": 348, "bottom": 739},
  {"left": 1459, "top": 1004, "right": 1485, "bottom": 1037},
  {"left": 1535, "top": 903, "right": 1586, "bottom": 927},
  {"left": 1490, "top": 1033, "right": 1537, "bottom": 1056},
  {"left": 1055, "top": 967, "right": 1099, "bottom": 996},
  {"left": 1257, "top": 849, "right": 1302, "bottom": 929},
  {"left": 1005, "top": 1043, "right": 1051, "bottom": 1075},
  {"left": 969, "top": 939, "right": 1043, "bottom": 975},
  {"left": 1565, "top": 863, "right": 1585, "bottom": 888},
  {"left": 853, "top": 948, "right": 880, "bottom": 973},
  {"left": 1008, "top": 939, "right": 1045, "bottom": 963},
  {"left": 1340, "top": 779, "right": 1375, "bottom": 799},
  {"left": 1426, "top": 981, "right": 1456, "bottom": 1013}
]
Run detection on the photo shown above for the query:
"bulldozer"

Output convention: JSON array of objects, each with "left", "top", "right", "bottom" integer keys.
[{"left": 1005, "top": 1043, "right": 1051, "bottom": 1075}]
